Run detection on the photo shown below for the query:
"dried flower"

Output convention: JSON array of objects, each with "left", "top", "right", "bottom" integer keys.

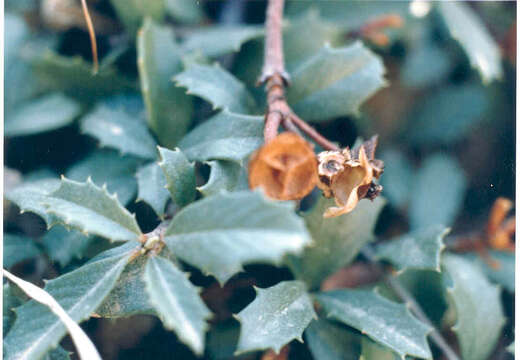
[
  {"left": 248, "top": 132, "right": 318, "bottom": 200},
  {"left": 317, "top": 136, "right": 384, "bottom": 218}
]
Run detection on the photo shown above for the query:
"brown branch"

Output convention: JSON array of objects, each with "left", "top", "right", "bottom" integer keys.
[
  {"left": 259, "top": 0, "right": 339, "bottom": 150},
  {"left": 290, "top": 114, "right": 340, "bottom": 151}
]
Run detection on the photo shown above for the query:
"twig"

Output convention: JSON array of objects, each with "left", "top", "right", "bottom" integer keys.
[
  {"left": 259, "top": 0, "right": 339, "bottom": 150},
  {"left": 361, "top": 246, "right": 461, "bottom": 360},
  {"left": 290, "top": 114, "right": 339, "bottom": 151},
  {"left": 80, "top": 0, "right": 99, "bottom": 74}
]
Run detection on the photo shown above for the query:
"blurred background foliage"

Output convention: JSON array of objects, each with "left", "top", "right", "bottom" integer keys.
[{"left": 4, "top": 1, "right": 515, "bottom": 359}]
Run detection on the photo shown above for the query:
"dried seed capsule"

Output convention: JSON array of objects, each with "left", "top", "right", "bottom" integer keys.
[{"left": 248, "top": 132, "right": 318, "bottom": 200}]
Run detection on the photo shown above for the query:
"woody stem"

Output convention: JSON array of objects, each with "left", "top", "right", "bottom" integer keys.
[{"left": 260, "top": 0, "right": 341, "bottom": 151}]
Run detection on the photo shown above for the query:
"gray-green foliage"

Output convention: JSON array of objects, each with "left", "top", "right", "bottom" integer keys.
[
  {"left": 174, "top": 63, "right": 257, "bottom": 113},
  {"left": 3, "top": 233, "right": 40, "bottom": 268},
  {"left": 290, "top": 197, "right": 385, "bottom": 289},
  {"left": 236, "top": 281, "right": 316, "bottom": 354},
  {"left": 164, "top": 191, "right": 312, "bottom": 284},
  {"left": 80, "top": 104, "right": 157, "bottom": 159},
  {"left": 287, "top": 42, "right": 386, "bottom": 122},
  {"left": 144, "top": 256, "right": 211, "bottom": 355},
  {"left": 442, "top": 253, "right": 505, "bottom": 360},
  {"left": 5, "top": 93, "right": 81, "bottom": 137},
  {"left": 316, "top": 289, "right": 432, "bottom": 359},
  {"left": 3, "top": 245, "right": 133, "bottom": 360},
  {"left": 375, "top": 225, "right": 449, "bottom": 272},
  {"left": 137, "top": 18, "right": 193, "bottom": 147},
  {"left": 44, "top": 177, "right": 142, "bottom": 242},
  {"left": 3, "top": 2, "right": 511, "bottom": 359}
]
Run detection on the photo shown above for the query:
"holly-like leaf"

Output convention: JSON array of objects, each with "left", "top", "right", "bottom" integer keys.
[
  {"left": 5, "top": 177, "right": 61, "bottom": 225},
  {"left": 136, "top": 162, "right": 170, "bottom": 218},
  {"left": 66, "top": 151, "right": 140, "bottom": 205},
  {"left": 4, "top": 283, "right": 24, "bottom": 335},
  {"left": 289, "top": 197, "right": 385, "bottom": 289},
  {"left": 409, "top": 154, "right": 467, "bottom": 229},
  {"left": 137, "top": 18, "right": 193, "bottom": 148},
  {"left": 144, "top": 256, "right": 211, "bottom": 355},
  {"left": 376, "top": 269, "right": 447, "bottom": 326},
  {"left": 438, "top": 2, "right": 502, "bottom": 83},
  {"left": 304, "top": 319, "right": 361, "bottom": 360},
  {"left": 158, "top": 147, "right": 196, "bottom": 207},
  {"left": 4, "top": 233, "right": 40, "bottom": 268},
  {"left": 442, "top": 253, "right": 505, "bottom": 360},
  {"left": 3, "top": 244, "right": 133, "bottom": 360},
  {"left": 44, "top": 177, "right": 142, "bottom": 242},
  {"left": 81, "top": 104, "right": 157, "bottom": 160},
  {"left": 96, "top": 243, "right": 155, "bottom": 318},
  {"left": 178, "top": 110, "right": 264, "bottom": 163},
  {"left": 109, "top": 0, "right": 165, "bottom": 32},
  {"left": 375, "top": 225, "right": 449, "bottom": 272},
  {"left": 181, "top": 26, "right": 263, "bottom": 58},
  {"left": 165, "top": 0, "right": 203, "bottom": 24},
  {"left": 31, "top": 50, "right": 134, "bottom": 99},
  {"left": 235, "top": 281, "right": 316, "bottom": 354},
  {"left": 287, "top": 42, "right": 386, "bottom": 123},
  {"left": 464, "top": 251, "right": 515, "bottom": 293},
  {"left": 5, "top": 93, "right": 81, "bottom": 137},
  {"left": 315, "top": 289, "right": 432, "bottom": 359},
  {"left": 174, "top": 63, "right": 256, "bottom": 114},
  {"left": 198, "top": 160, "right": 248, "bottom": 197},
  {"left": 41, "top": 226, "right": 93, "bottom": 267},
  {"left": 407, "top": 85, "right": 489, "bottom": 146},
  {"left": 164, "top": 191, "right": 312, "bottom": 284},
  {"left": 284, "top": 9, "right": 344, "bottom": 71},
  {"left": 360, "top": 337, "right": 401, "bottom": 360}
]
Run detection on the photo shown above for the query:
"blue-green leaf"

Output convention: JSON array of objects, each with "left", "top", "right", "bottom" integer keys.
[
  {"left": 136, "top": 162, "right": 170, "bottom": 218},
  {"left": 198, "top": 160, "right": 248, "bottom": 197},
  {"left": 236, "top": 281, "right": 316, "bottom": 354},
  {"left": 144, "top": 256, "right": 211, "bottom": 355},
  {"left": 66, "top": 151, "right": 140, "bottom": 206},
  {"left": 4, "top": 233, "right": 40, "bottom": 268},
  {"left": 287, "top": 42, "right": 386, "bottom": 123},
  {"left": 289, "top": 197, "right": 385, "bottom": 289},
  {"left": 181, "top": 26, "right": 263, "bottom": 58},
  {"left": 375, "top": 225, "right": 449, "bottom": 272},
  {"left": 3, "top": 245, "right": 133, "bottom": 360},
  {"left": 44, "top": 177, "right": 142, "bottom": 242},
  {"left": 81, "top": 104, "right": 157, "bottom": 160},
  {"left": 174, "top": 63, "right": 256, "bottom": 114},
  {"left": 164, "top": 191, "right": 312, "bottom": 284},
  {"left": 138, "top": 18, "right": 193, "bottom": 148},
  {"left": 438, "top": 2, "right": 502, "bottom": 83},
  {"left": 179, "top": 110, "right": 264, "bottom": 164},
  {"left": 442, "top": 253, "right": 505, "bottom": 360},
  {"left": 5, "top": 93, "right": 81, "bottom": 137},
  {"left": 41, "top": 226, "right": 93, "bottom": 267},
  {"left": 305, "top": 319, "right": 361, "bottom": 360},
  {"left": 316, "top": 289, "right": 432, "bottom": 359},
  {"left": 409, "top": 154, "right": 466, "bottom": 229},
  {"left": 158, "top": 147, "right": 196, "bottom": 207}
]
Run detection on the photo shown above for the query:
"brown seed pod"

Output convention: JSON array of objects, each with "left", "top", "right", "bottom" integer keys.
[
  {"left": 317, "top": 136, "right": 384, "bottom": 218},
  {"left": 318, "top": 146, "right": 374, "bottom": 218},
  {"left": 248, "top": 132, "right": 318, "bottom": 200}
]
